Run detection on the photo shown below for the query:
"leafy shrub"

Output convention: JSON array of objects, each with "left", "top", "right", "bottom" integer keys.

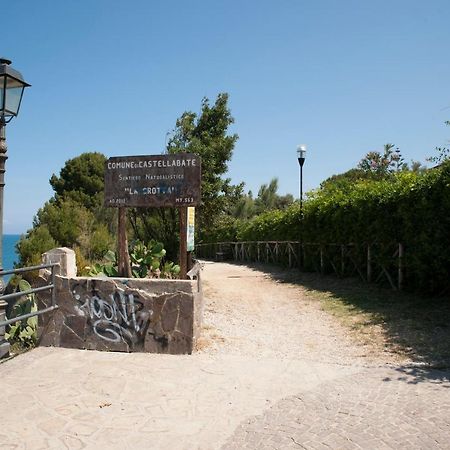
[
  {"left": 87, "top": 240, "right": 180, "bottom": 279},
  {"left": 206, "top": 162, "right": 450, "bottom": 294},
  {"left": 5, "top": 279, "right": 37, "bottom": 348}
]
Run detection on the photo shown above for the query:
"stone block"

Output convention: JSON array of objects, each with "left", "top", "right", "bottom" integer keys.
[{"left": 42, "top": 248, "right": 77, "bottom": 277}]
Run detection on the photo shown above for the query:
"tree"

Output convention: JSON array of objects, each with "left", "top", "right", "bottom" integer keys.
[
  {"left": 255, "top": 178, "right": 294, "bottom": 213},
  {"left": 358, "top": 143, "right": 407, "bottom": 176},
  {"left": 49, "top": 152, "right": 106, "bottom": 209},
  {"left": 231, "top": 191, "right": 256, "bottom": 219},
  {"left": 16, "top": 225, "right": 57, "bottom": 267},
  {"left": 167, "top": 93, "right": 240, "bottom": 234},
  {"left": 226, "top": 178, "right": 294, "bottom": 221},
  {"left": 17, "top": 152, "right": 116, "bottom": 269},
  {"left": 320, "top": 168, "right": 376, "bottom": 192},
  {"left": 129, "top": 93, "right": 241, "bottom": 256},
  {"left": 426, "top": 121, "right": 450, "bottom": 166}
]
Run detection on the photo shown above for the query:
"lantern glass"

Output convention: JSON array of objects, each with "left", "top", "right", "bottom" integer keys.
[
  {"left": 297, "top": 145, "right": 307, "bottom": 161},
  {"left": 297, "top": 149, "right": 306, "bottom": 160},
  {"left": 0, "top": 75, "right": 26, "bottom": 117}
]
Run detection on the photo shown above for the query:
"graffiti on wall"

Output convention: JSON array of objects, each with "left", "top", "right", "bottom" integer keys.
[{"left": 72, "top": 286, "right": 152, "bottom": 346}]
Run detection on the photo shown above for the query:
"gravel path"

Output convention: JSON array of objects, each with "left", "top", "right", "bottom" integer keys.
[
  {"left": 199, "top": 261, "right": 391, "bottom": 366},
  {"left": 198, "top": 262, "right": 450, "bottom": 449}
]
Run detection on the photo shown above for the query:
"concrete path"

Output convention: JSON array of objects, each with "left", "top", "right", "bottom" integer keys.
[{"left": 1, "top": 262, "right": 449, "bottom": 449}]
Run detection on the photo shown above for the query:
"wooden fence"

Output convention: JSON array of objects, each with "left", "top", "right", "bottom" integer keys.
[{"left": 195, "top": 241, "right": 406, "bottom": 291}]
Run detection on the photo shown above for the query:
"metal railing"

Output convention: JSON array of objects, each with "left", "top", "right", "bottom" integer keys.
[{"left": 0, "top": 263, "right": 59, "bottom": 327}]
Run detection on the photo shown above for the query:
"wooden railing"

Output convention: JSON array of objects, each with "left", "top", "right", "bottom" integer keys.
[{"left": 195, "top": 241, "right": 406, "bottom": 291}]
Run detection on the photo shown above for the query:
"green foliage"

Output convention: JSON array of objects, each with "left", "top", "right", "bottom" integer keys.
[
  {"left": 49, "top": 152, "right": 106, "bottom": 209},
  {"left": 254, "top": 178, "right": 294, "bottom": 214},
  {"left": 17, "top": 96, "right": 239, "bottom": 267},
  {"left": 209, "top": 162, "right": 450, "bottom": 294},
  {"left": 129, "top": 240, "right": 166, "bottom": 278},
  {"left": 16, "top": 225, "right": 57, "bottom": 268},
  {"left": 427, "top": 146, "right": 450, "bottom": 166},
  {"left": 5, "top": 279, "right": 37, "bottom": 348},
  {"left": 17, "top": 152, "right": 116, "bottom": 269},
  {"left": 129, "top": 93, "right": 241, "bottom": 259},
  {"left": 128, "top": 207, "right": 179, "bottom": 260},
  {"left": 73, "top": 246, "right": 90, "bottom": 276},
  {"left": 228, "top": 178, "right": 294, "bottom": 220},
  {"left": 88, "top": 224, "right": 116, "bottom": 261},
  {"left": 206, "top": 215, "right": 242, "bottom": 242},
  {"left": 170, "top": 93, "right": 239, "bottom": 230},
  {"left": 87, "top": 250, "right": 119, "bottom": 277},
  {"left": 358, "top": 143, "right": 407, "bottom": 176},
  {"left": 34, "top": 198, "right": 93, "bottom": 248},
  {"left": 320, "top": 168, "right": 378, "bottom": 192},
  {"left": 160, "top": 261, "right": 181, "bottom": 279},
  {"left": 87, "top": 241, "right": 180, "bottom": 279},
  {"left": 427, "top": 121, "right": 450, "bottom": 165}
]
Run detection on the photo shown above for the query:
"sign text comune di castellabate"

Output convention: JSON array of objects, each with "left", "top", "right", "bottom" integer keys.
[{"left": 107, "top": 157, "right": 197, "bottom": 170}]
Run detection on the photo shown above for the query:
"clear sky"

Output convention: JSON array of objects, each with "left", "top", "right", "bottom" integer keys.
[{"left": 2, "top": 0, "right": 450, "bottom": 233}]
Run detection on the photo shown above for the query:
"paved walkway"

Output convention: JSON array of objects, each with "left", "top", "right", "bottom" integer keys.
[
  {"left": 0, "top": 262, "right": 449, "bottom": 449},
  {"left": 223, "top": 366, "right": 450, "bottom": 449}
]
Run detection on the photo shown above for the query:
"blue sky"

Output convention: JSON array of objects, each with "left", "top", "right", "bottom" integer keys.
[{"left": 2, "top": 0, "right": 450, "bottom": 233}]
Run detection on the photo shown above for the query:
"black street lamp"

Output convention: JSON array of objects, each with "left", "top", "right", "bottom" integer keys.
[
  {"left": 297, "top": 144, "right": 306, "bottom": 215},
  {"left": 0, "top": 58, "right": 30, "bottom": 277},
  {"left": 297, "top": 144, "right": 306, "bottom": 270},
  {"left": 0, "top": 57, "right": 30, "bottom": 358}
]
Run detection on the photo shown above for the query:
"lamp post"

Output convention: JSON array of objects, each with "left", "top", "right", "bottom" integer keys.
[
  {"left": 297, "top": 144, "right": 306, "bottom": 269},
  {"left": 0, "top": 58, "right": 30, "bottom": 358},
  {"left": 297, "top": 144, "right": 306, "bottom": 216}
]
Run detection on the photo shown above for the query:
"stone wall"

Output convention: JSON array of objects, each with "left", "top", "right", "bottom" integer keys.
[{"left": 37, "top": 249, "right": 203, "bottom": 355}]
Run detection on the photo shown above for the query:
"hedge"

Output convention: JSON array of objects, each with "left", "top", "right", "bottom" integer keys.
[{"left": 206, "top": 161, "right": 450, "bottom": 294}]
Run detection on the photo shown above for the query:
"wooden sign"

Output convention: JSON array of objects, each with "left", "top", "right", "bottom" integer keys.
[{"left": 104, "top": 153, "right": 201, "bottom": 208}]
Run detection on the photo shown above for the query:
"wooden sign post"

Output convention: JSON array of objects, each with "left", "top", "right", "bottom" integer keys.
[
  {"left": 117, "top": 207, "right": 132, "bottom": 278},
  {"left": 104, "top": 153, "right": 201, "bottom": 279}
]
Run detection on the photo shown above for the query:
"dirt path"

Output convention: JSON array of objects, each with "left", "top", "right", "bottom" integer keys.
[{"left": 198, "top": 261, "right": 392, "bottom": 366}]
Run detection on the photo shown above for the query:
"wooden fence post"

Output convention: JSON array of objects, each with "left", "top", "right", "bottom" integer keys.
[
  {"left": 320, "top": 246, "right": 324, "bottom": 274},
  {"left": 398, "top": 243, "right": 404, "bottom": 291},
  {"left": 367, "top": 244, "right": 372, "bottom": 283}
]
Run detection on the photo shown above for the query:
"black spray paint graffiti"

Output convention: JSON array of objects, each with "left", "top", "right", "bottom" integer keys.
[{"left": 72, "top": 287, "right": 152, "bottom": 346}]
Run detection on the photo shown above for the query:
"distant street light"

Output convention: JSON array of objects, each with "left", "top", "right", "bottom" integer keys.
[
  {"left": 297, "top": 144, "right": 307, "bottom": 270},
  {"left": 0, "top": 57, "right": 30, "bottom": 358},
  {"left": 297, "top": 144, "right": 306, "bottom": 215}
]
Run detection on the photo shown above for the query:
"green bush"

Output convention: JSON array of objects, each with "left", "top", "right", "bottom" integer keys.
[
  {"left": 206, "top": 162, "right": 450, "bottom": 294},
  {"left": 87, "top": 240, "right": 180, "bottom": 279},
  {"left": 5, "top": 279, "right": 38, "bottom": 349}
]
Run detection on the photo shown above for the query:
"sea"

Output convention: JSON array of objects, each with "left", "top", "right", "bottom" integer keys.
[{"left": 3, "top": 233, "right": 21, "bottom": 272}]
